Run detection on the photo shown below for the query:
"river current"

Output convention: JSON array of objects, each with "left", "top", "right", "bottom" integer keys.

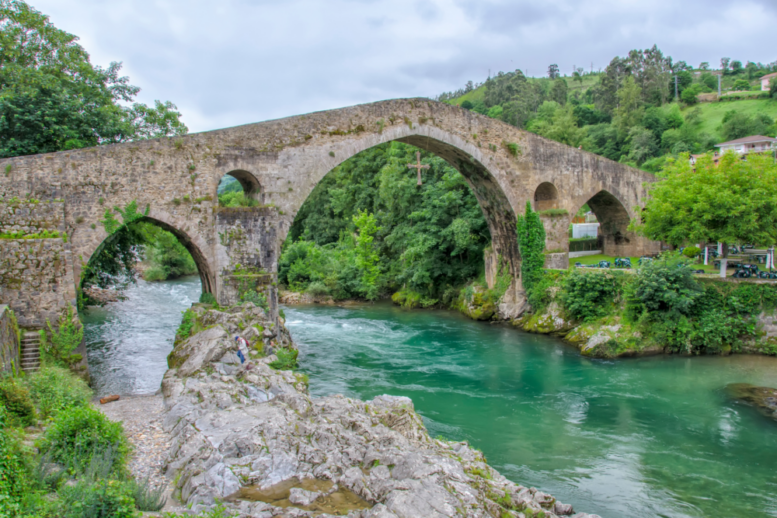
[{"left": 82, "top": 277, "right": 777, "bottom": 518}]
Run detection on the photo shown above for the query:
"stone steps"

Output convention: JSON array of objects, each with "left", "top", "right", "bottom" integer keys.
[{"left": 20, "top": 332, "right": 41, "bottom": 372}]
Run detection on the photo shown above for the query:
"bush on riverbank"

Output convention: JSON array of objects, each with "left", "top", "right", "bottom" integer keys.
[
  {"left": 520, "top": 252, "right": 777, "bottom": 356},
  {"left": 0, "top": 360, "right": 165, "bottom": 516}
]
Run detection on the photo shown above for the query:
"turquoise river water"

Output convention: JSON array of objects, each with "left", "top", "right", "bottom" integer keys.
[{"left": 83, "top": 277, "right": 777, "bottom": 518}]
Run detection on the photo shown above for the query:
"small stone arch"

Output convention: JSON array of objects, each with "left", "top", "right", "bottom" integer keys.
[
  {"left": 219, "top": 169, "right": 263, "bottom": 203},
  {"left": 571, "top": 189, "right": 634, "bottom": 257},
  {"left": 81, "top": 210, "right": 216, "bottom": 297},
  {"left": 533, "top": 182, "right": 559, "bottom": 211}
]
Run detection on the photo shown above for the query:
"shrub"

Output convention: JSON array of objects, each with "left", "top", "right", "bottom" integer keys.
[
  {"left": 268, "top": 348, "right": 299, "bottom": 370},
  {"left": 199, "top": 292, "right": 217, "bottom": 305},
  {"left": 631, "top": 253, "right": 701, "bottom": 314},
  {"left": 141, "top": 266, "right": 167, "bottom": 281},
  {"left": 682, "top": 246, "right": 701, "bottom": 259},
  {"left": 175, "top": 309, "right": 196, "bottom": 343},
  {"left": 0, "top": 377, "right": 36, "bottom": 427},
  {"left": 0, "top": 406, "right": 31, "bottom": 515},
  {"left": 125, "top": 476, "right": 166, "bottom": 511},
  {"left": 527, "top": 270, "right": 566, "bottom": 312},
  {"left": 307, "top": 281, "right": 330, "bottom": 298},
  {"left": 57, "top": 479, "right": 138, "bottom": 518},
  {"left": 42, "top": 304, "right": 84, "bottom": 367},
  {"left": 560, "top": 270, "right": 622, "bottom": 321},
  {"left": 39, "top": 405, "right": 130, "bottom": 475},
  {"left": 24, "top": 365, "right": 92, "bottom": 419}
]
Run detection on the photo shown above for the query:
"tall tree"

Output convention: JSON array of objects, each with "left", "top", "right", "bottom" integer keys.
[
  {"left": 0, "top": 0, "right": 187, "bottom": 158},
  {"left": 548, "top": 64, "right": 560, "bottom": 79},
  {"left": 613, "top": 76, "right": 644, "bottom": 134},
  {"left": 633, "top": 153, "right": 777, "bottom": 277}
]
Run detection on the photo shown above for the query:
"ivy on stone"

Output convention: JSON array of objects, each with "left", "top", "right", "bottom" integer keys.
[{"left": 516, "top": 201, "right": 546, "bottom": 293}]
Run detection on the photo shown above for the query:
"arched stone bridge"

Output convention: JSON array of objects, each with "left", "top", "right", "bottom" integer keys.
[{"left": 0, "top": 98, "right": 658, "bottom": 327}]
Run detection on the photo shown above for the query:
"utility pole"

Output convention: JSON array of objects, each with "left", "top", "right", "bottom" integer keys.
[{"left": 718, "top": 74, "right": 722, "bottom": 97}]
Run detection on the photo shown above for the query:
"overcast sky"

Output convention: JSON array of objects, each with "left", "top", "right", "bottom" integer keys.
[{"left": 33, "top": 0, "right": 777, "bottom": 133}]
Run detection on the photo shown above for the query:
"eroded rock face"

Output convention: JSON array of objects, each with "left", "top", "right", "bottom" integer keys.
[{"left": 161, "top": 304, "right": 597, "bottom": 518}]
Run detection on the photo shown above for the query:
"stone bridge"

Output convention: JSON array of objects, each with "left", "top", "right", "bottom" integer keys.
[{"left": 0, "top": 98, "right": 658, "bottom": 327}]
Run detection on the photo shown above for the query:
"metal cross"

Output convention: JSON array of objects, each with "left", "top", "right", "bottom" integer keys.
[{"left": 407, "top": 151, "right": 429, "bottom": 186}]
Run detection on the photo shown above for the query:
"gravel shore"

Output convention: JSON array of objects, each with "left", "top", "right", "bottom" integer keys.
[{"left": 94, "top": 394, "right": 182, "bottom": 515}]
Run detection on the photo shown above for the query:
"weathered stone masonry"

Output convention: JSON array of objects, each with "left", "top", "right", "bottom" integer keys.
[
  {"left": 0, "top": 98, "right": 659, "bottom": 329},
  {"left": 0, "top": 199, "right": 77, "bottom": 327}
]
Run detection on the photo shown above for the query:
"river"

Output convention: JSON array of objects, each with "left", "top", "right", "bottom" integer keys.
[{"left": 82, "top": 277, "right": 777, "bottom": 518}]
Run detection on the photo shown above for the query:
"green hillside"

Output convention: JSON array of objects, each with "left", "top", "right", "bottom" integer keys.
[{"left": 684, "top": 99, "right": 777, "bottom": 140}]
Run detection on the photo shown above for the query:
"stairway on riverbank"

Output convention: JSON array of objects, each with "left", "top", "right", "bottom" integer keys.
[{"left": 20, "top": 332, "right": 41, "bottom": 372}]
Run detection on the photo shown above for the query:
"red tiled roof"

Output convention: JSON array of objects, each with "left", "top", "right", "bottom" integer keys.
[{"left": 715, "top": 135, "right": 777, "bottom": 147}]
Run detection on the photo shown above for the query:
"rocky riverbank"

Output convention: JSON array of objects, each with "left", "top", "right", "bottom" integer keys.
[{"left": 156, "top": 302, "right": 597, "bottom": 517}]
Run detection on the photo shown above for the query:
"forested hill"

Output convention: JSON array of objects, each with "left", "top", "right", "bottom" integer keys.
[{"left": 439, "top": 47, "right": 777, "bottom": 172}]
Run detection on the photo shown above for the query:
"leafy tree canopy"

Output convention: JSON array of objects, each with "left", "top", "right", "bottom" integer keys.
[
  {"left": 633, "top": 152, "right": 777, "bottom": 253},
  {"left": 0, "top": 0, "right": 187, "bottom": 158}
]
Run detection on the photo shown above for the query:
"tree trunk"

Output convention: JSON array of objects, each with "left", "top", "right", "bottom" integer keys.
[{"left": 720, "top": 242, "right": 729, "bottom": 278}]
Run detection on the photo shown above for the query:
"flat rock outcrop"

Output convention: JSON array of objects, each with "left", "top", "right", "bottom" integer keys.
[{"left": 160, "top": 303, "right": 598, "bottom": 518}]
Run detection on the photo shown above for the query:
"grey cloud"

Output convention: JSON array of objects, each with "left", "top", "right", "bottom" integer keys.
[{"left": 32, "top": 0, "right": 777, "bottom": 132}]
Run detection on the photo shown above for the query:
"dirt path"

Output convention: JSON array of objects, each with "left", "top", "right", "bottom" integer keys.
[{"left": 94, "top": 394, "right": 184, "bottom": 514}]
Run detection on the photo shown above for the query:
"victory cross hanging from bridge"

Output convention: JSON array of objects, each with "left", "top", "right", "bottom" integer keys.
[{"left": 407, "top": 151, "right": 430, "bottom": 186}]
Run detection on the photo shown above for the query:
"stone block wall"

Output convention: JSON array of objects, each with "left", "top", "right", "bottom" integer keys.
[
  {"left": 0, "top": 198, "right": 66, "bottom": 235},
  {"left": 215, "top": 207, "right": 280, "bottom": 316},
  {"left": 0, "top": 199, "right": 77, "bottom": 327},
  {"left": 0, "top": 238, "right": 77, "bottom": 328},
  {"left": 0, "top": 305, "right": 20, "bottom": 374}
]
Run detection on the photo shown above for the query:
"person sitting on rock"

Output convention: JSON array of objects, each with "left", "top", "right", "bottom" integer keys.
[{"left": 235, "top": 336, "right": 251, "bottom": 368}]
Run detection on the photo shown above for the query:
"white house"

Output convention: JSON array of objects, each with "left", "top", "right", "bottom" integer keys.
[
  {"left": 715, "top": 135, "right": 777, "bottom": 155},
  {"left": 761, "top": 72, "right": 777, "bottom": 91}
]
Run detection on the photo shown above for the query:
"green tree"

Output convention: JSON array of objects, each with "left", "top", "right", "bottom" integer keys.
[
  {"left": 352, "top": 210, "right": 381, "bottom": 300},
  {"left": 633, "top": 153, "right": 777, "bottom": 277},
  {"left": 700, "top": 72, "right": 717, "bottom": 91},
  {"left": 0, "top": 0, "right": 187, "bottom": 158},
  {"left": 516, "top": 201, "right": 546, "bottom": 292},
  {"left": 613, "top": 76, "right": 644, "bottom": 134},
  {"left": 733, "top": 78, "right": 751, "bottom": 91},
  {"left": 681, "top": 84, "right": 702, "bottom": 105},
  {"left": 549, "top": 78, "right": 568, "bottom": 105},
  {"left": 626, "top": 126, "right": 659, "bottom": 164},
  {"left": 720, "top": 57, "right": 731, "bottom": 75}
]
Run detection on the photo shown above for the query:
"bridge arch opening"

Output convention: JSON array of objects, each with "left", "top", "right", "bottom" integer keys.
[
  {"left": 80, "top": 215, "right": 214, "bottom": 303},
  {"left": 569, "top": 190, "right": 635, "bottom": 259},
  {"left": 281, "top": 138, "right": 520, "bottom": 312},
  {"left": 534, "top": 182, "right": 559, "bottom": 211},
  {"left": 218, "top": 169, "right": 262, "bottom": 207}
]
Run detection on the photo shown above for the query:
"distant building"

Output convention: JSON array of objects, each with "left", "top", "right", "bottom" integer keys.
[
  {"left": 715, "top": 135, "right": 777, "bottom": 155},
  {"left": 690, "top": 136, "right": 776, "bottom": 167},
  {"left": 761, "top": 72, "right": 777, "bottom": 91}
]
